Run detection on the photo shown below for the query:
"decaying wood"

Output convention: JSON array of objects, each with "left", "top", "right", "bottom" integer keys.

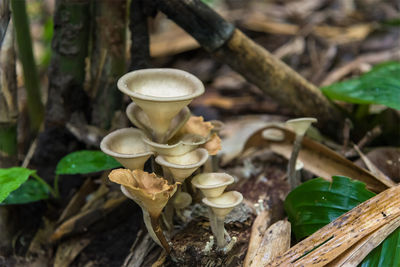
[
  {"left": 249, "top": 220, "right": 291, "bottom": 267},
  {"left": 267, "top": 184, "right": 400, "bottom": 266},
  {"left": 244, "top": 125, "right": 394, "bottom": 192},
  {"left": 50, "top": 196, "right": 126, "bottom": 242},
  {"left": 54, "top": 237, "right": 91, "bottom": 267},
  {"left": 122, "top": 230, "right": 156, "bottom": 267},
  {"left": 244, "top": 210, "right": 272, "bottom": 267},
  {"left": 155, "top": 0, "right": 344, "bottom": 136},
  {"left": 328, "top": 216, "right": 400, "bottom": 266}
]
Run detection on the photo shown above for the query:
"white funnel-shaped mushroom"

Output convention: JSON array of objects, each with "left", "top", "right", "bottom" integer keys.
[
  {"left": 203, "top": 191, "right": 243, "bottom": 248},
  {"left": 155, "top": 148, "right": 208, "bottom": 182},
  {"left": 285, "top": 117, "right": 317, "bottom": 136},
  {"left": 126, "top": 102, "right": 191, "bottom": 142},
  {"left": 143, "top": 134, "right": 207, "bottom": 156},
  {"left": 118, "top": 69, "right": 204, "bottom": 142},
  {"left": 192, "top": 173, "right": 234, "bottom": 198},
  {"left": 100, "top": 128, "right": 153, "bottom": 170}
]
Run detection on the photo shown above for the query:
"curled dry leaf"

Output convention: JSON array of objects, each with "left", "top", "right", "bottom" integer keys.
[
  {"left": 108, "top": 169, "right": 178, "bottom": 217},
  {"left": 203, "top": 133, "right": 222, "bottom": 155},
  {"left": 179, "top": 116, "right": 213, "bottom": 138}
]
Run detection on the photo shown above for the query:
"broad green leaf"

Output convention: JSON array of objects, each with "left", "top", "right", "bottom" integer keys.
[
  {"left": 321, "top": 62, "right": 400, "bottom": 110},
  {"left": 56, "top": 150, "right": 121, "bottom": 175},
  {"left": 2, "top": 178, "right": 49, "bottom": 204},
  {"left": 0, "top": 167, "right": 35, "bottom": 203},
  {"left": 284, "top": 176, "right": 375, "bottom": 240}
]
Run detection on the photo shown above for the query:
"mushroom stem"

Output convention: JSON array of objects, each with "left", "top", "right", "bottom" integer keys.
[
  {"left": 216, "top": 217, "right": 227, "bottom": 248},
  {"left": 142, "top": 208, "right": 171, "bottom": 253},
  {"left": 287, "top": 134, "right": 303, "bottom": 190},
  {"left": 208, "top": 207, "right": 218, "bottom": 237}
]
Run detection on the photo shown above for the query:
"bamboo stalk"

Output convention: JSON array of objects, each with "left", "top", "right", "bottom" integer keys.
[
  {"left": 10, "top": 0, "right": 44, "bottom": 133},
  {"left": 0, "top": 16, "right": 17, "bottom": 168},
  {"left": 90, "top": 0, "right": 126, "bottom": 129}
]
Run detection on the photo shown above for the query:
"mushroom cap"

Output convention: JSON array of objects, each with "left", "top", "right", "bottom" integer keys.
[
  {"left": 144, "top": 134, "right": 207, "bottom": 156},
  {"left": 209, "top": 120, "right": 225, "bottom": 134},
  {"left": 285, "top": 117, "right": 317, "bottom": 136},
  {"left": 117, "top": 68, "right": 204, "bottom": 102},
  {"left": 173, "top": 191, "right": 192, "bottom": 209},
  {"left": 177, "top": 116, "right": 214, "bottom": 138},
  {"left": 109, "top": 169, "right": 178, "bottom": 218},
  {"left": 155, "top": 148, "right": 209, "bottom": 182},
  {"left": 202, "top": 191, "right": 243, "bottom": 219},
  {"left": 100, "top": 128, "right": 153, "bottom": 170},
  {"left": 192, "top": 173, "right": 234, "bottom": 198},
  {"left": 202, "top": 133, "right": 222, "bottom": 156}
]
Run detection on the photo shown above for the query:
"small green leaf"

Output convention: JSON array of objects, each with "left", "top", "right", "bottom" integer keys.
[
  {"left": 0, "top": 167, "right": 36, "bottom": 203},
  {"left": 359, "top": 227, "right": 400, "bottom": 267},
  {"left": 56, "top": 150, "right": 121, "bottom": 175},
  {"left": 321, "top": 62, "right": 400, "bottom": 110},
  {"left": 2, "top": 178, "right": 49, "bottom": 204},
  {"left": 284, "top": 176, "right": 375, "bottom": 240}
]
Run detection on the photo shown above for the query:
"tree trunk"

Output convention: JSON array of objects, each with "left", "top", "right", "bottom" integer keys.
[{"left": 90, "top": 0, "right": 127, "bottom": 129}]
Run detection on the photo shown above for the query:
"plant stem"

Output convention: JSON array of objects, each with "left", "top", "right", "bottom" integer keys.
[
  {"left": 31, "top": 173, "right": 58, "bottom": 198},
  {"left": 10, "top": 0, "right": 44, "bottom": 133},
  {"left": 287, "top": 134, "right": 303, "bottom": 190},
  {"left": 142, "top": 208, "right": 171, "bottom": 252},
  {"left": 208, "top": 207, "right": 218, "bottom": 237}
]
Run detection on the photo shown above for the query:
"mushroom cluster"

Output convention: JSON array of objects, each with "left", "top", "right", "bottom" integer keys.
[{"left": 100, "top": 68, "right": 240, "bottom": 253}]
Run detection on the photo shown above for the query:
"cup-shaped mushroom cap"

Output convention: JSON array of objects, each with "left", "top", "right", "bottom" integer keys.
[
  {"left": 210, "top": 120, "right": 224, "bottom": 134},
  {"left": 192, "top": 173, "right": 234, "bottom": 198},
  {"left": 118, "top": 69, "right": 204, "bottom": 141},
  {"left": 109, "top": 169, "right": 178, "bottom": 218},
  {"left": 143, "top": 134, "right": 207, "bottom": 156},
  {"left": 126, "top": 102, "right": 191, "bottom": 142},
  {"left": 202, "top": 191, "right": 243, "bottom": 220},
  {"left": 262, "top": 128, "right": 285, "bottom": 141},
  {"left": 285, "top": 117, "right": 317, "bottom": 136},
  {"left": 178, "top": 116, "right": 214, "bottom": 138},
  {"left": 173, "top": 191, "right": 192, "bottom": 209},
  {"left": 100, "top": 128, "right": 153, "bottom": 170},
  {"left": 155, "top": 148, "right": 209, "bottom": 182}
]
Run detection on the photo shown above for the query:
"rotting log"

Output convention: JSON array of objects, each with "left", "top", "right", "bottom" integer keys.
[
  {"left": 155, "top": 0, "right": 344, "bottom": 136},
  {"left": 90, "top": 0, "right": 127, "bottom": 129}
]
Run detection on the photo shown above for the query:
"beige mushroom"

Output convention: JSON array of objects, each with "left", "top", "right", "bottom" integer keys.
[
  {"left": 143, "top": 134, "right": 207, "bottom": 156},
  {"left": 203, "top": 191, "right": 243, "bottom": 248},
  {"left": 100, "top": 128, "right": 153, "bottom": 170},
  {"left": 118, "top": 69, "right": 204, "bottom": 142},
  {"left": 108, "top": 169, "right": 178, "bottom": 252},
  {"left": 191, "top": 173, "right": 234, "bottom": 198}
]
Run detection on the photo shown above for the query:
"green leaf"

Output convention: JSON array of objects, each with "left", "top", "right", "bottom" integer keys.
[
  {"left": 56, "top": 150, "right": 121, "bottom": 175},
  {"left": 360, "top": 227, "right": 400, "bottom": 267},
  {"left": 284, "top": 176, "right": 375, "bottom": 240},
  {"left": 0, "top": 167, "right": 36, "bottom": 203},
  {"left": 321, "top": 62, "right": 400, "bottom": 110},
  {"left": 2, "top": 178, "right": 49, "bottom": 204}
]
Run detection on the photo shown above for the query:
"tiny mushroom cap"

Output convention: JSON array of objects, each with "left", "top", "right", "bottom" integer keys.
[
  {"left": 173, "top": 191, "right": 192, "bottom": 209},
  {"left": 155, "top": 148, "right": 209, "bottom": 182},
  {"left": 143, "top": 134, "right": 207, "bottom": 156},
  {"left": 126, "top": 102, "right": 191, "bottom": 142},
  {"left": 202, "top": 191, "right": 243, "bottom": 220},
  {"left": 285, "top": 117, "right": 317, "bottom": 136},
  {"left": 100, "top": 128, "right": 153, "bottom": 170},
  {"left": 109, "top": 169, "right": 178, "bottom": 218},
  {"left": 178, "top": 116, "right": 214, "bottom": 138},
  {"left": 117, "top": 69, "right": 204, "bottom": 141},
  {"left": 209, "top": 120, "right": 224, "bottom": 134},
  {"left": 192, "top": 173, "right": 235, "bottom": 198},
  {"left": 262, "top": 128, "right": 285, "bottom": 141},
  {"left": 295, "top": 160, "right": 304, "bottom": 171}
]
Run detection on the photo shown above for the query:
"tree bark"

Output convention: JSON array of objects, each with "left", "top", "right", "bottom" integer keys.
[
  {"left": 155, "top": 0, "right": 344, "bottom": 136},
  {"left": 90, "top": 0, "right": 127, "bottom": 129}
]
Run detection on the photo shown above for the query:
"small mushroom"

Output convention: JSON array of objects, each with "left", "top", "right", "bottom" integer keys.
[
  {"left": 155, "top": 148, "right": 209, "bottom": 183},
  {"left": 117, "top": 69, "right": 204, "bottom": 142},
  {"left": 126, "top": 102, "right": 191, "bottom": 142},
  {"left": 100, "top": 128, "right": 153, "bottom": 170},
  {"left": 285, "top": 118, "right": 317, "bottom": 189},
  {"left": 177, "top": 116, "right": 213, "bottom": 138},
  {"left": 203, "top": 191, "right": 243, "bottom": 248},
  {"left": 108, "top": 169, "right": 178, "bottom": 252},
  {"left": 262, "top": 128, "right": 285, "bottom": 141},
  {"left": 191, "top": 173, "right": 234, "bottom": 198},
  {"left": 143, "top": 134, "right": 207, "bottom": 156}
]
